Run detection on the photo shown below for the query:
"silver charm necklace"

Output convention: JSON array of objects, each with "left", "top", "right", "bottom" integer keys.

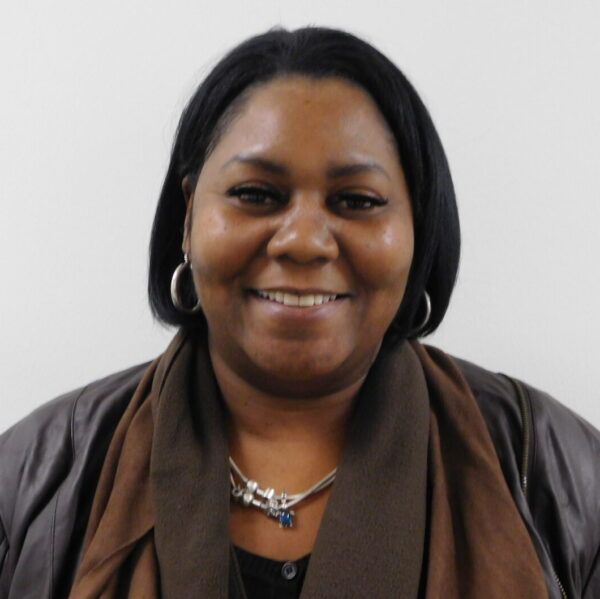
[{"left": 229, "top": 457, "right": 337, "bottom": 529}]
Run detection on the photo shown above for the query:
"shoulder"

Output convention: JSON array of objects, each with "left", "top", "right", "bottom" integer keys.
[
  {"left": 452, "top": 354, "right": 600, "bottom": 506},
  {"left": 0, "top": 363, "right": 148, "bottom": 489},
  {"left": 0, "top": 361, "right": 150, "bottom": 518},
  {"left": 0, "top": 361, "right": 150, "bottom": 595},
  {"left": 450, "top": 352, "right": 600, "bottom": 598}
]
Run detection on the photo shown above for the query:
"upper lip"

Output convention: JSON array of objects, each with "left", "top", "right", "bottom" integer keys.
[{"left": 251, "top": 287, "right": 350, "bottom": 296}]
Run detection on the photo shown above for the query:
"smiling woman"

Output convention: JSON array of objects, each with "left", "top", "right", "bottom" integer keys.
[{"left": 1, "top": 27, "right": 599, "bottom": 599}]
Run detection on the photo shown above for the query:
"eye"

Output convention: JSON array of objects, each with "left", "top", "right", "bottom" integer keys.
[
  {"left": 330, "top": 193, "right": 388, "bottom": 211},
  {"left": 227, "top": 185, "right": 286, "bottom": 207}
]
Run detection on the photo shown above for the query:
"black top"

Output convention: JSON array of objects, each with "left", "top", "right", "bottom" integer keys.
[{"left": 233, "top": 545, "right": 311, "bottom": 599}]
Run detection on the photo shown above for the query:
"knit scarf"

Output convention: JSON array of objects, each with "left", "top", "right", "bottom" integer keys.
[{"left": 69, "top": 329, "right": 548, "bottom": 598}]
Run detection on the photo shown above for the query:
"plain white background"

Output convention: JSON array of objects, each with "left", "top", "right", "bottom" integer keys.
[{"left": 1, "top": 1, "right": 598, "bottom": 433}]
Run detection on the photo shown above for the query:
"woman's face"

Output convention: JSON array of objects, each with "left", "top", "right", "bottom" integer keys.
[{"left": 183, "top": 76, "right": 414, "bottom": 397}]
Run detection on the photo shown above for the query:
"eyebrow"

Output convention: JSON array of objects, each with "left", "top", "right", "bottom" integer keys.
[{"left": 221, "top": 154, "right": 391, "bottom": 181}]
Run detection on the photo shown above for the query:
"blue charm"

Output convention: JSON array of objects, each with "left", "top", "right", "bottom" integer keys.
[{"left": 278, "top": 510, "right": 294, "bottom": 528}]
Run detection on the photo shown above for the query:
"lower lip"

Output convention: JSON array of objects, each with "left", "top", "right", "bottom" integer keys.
[{"left": 247, "top": 292, "right": 349, "bottom": 320}]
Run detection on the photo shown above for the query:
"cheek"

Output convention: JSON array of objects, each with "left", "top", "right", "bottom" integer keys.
[
  {"left": 348, "top": 219, "right": 414, "bottom": 292},
  {"left": 189, "top": 203, "right": 249, "bottom": 285}
]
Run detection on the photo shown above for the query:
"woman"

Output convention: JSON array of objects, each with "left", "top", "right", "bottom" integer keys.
[{"left": 0, "top": 27, "right": 598, "bottom": 599}]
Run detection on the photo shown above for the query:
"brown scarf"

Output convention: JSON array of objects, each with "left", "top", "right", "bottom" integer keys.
[{"left": 69, "top": 330, "right": 548, "bottom": 598}]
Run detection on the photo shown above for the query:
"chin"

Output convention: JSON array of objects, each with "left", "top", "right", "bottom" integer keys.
[{"left": 246, "top": 340, "right": 354, "bottom": 396}]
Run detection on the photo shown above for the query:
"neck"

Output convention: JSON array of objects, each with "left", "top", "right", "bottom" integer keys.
[
  {"left": 212, "top": 350, "right": 365, "bottom": 441},
  {"left": 209, "top": 346, "right": 368, "bottom": 492}
]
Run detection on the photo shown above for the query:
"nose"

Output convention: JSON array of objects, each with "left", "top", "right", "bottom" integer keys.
[{"left": 266, "top": 193, "right": 339, "bottom": 264}]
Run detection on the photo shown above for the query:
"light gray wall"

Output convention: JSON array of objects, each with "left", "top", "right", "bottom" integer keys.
[{"left": 1, "top": 1, "right": 598, "bottom": 432}]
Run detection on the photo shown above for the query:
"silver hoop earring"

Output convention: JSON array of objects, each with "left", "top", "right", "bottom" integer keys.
[
  {"left": 170, "top": 253, "right": 202, "bottom": 314},
  {"left": 411, "top": 290, "right": 432, "bottom": 337}
]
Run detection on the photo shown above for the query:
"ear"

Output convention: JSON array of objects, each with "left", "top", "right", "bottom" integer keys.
[{"left": 181, "top": 175, "right": 194, "bottom": 255}]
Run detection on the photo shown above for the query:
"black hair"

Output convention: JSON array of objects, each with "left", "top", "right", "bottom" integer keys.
[{"left": 148, "top": 26, "right": 460, "bottom": 344}]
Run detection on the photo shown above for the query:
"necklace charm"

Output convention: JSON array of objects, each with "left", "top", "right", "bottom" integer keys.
[
  {"left": 277, "top": 509, "right": 294, "bottom": 528},
  {"left": 231, "top": 479, "right": 297, "bottom": 527},
  {"left": 229, "top": 457, "right": 336, "bottom": 529},
  {"left": 270, "top": 492, "right": 294, "bottom": 528}
]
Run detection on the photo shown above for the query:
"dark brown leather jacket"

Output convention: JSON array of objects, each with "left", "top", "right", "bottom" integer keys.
[{"left": 1, "top": 354, "right": 599, "bottom": 599}]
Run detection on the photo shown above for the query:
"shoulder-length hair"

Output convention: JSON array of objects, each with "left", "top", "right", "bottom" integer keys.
[{"left": 148, "top": 26, "right": 460, "bottom": 345}]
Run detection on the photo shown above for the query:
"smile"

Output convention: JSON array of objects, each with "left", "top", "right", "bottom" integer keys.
[{"left": 252, "top": 289, "right": 343, "bottom": 307}]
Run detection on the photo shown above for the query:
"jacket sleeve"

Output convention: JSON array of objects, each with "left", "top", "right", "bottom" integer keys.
[
  {"left": 584, "top": 546, "right": 600, "bottom": 599},
  {"left": 0, "top": 512, "right": 7, "bottom": 574},
  {"left": 0, "top": 361, "right": 149, "bottom": 598},
  {"left": 524, "top": 382, "right": 600, "bottom": 599},
  {"left": 0, "top": 387, "right": 83, "bottom": 598}
]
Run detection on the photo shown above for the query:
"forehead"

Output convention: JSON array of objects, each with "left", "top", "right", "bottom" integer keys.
[{"left": 207, "top": 75, "right": 399, "bottom": 167}]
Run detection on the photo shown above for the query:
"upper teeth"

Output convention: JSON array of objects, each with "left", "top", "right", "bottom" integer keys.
[{"left": 256, "top": 290, "right": 339, "bottom": 306}]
